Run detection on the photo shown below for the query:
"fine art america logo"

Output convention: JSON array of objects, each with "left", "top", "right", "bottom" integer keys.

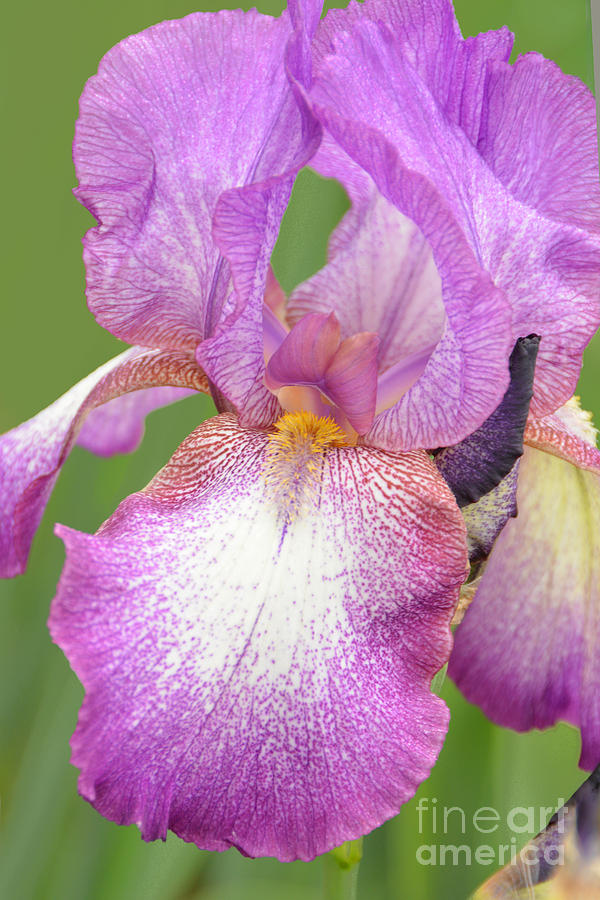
[{"left": 415, "top": 797, "right": 566, "bottom": 868}]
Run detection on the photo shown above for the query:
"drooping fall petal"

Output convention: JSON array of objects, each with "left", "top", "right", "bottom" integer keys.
[
  {"left": 450, "top": 401, "right": 600, "bottom": 770},
  {"left": 0, "top": 349, "right": 207, "bottom": 577},
  {"left": 49, "top": 413, "right": 467, "bottom": 861},
  {"left": 524, "top": 402, "right": 600, "bottom": 474}
]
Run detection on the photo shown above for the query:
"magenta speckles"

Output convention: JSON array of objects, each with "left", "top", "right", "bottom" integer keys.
[{"left": 2, "top": 0, "right": 600, "bottom": 863}]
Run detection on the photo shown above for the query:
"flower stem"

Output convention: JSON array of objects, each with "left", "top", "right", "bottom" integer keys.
[{"left": 323, "top": 839, "right": 363, "bottom": 900}]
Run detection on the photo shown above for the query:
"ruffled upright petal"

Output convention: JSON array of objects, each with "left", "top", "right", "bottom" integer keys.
[
  {"left": 313, "top": 0, "right": 514, "bottom": 144},
  {"left": 0, "top": 349, "right": 207, "bottom": 578},
  {"left": 450, "top": 401, "right": 600, "bottom": 770},
  {"left": 308, "top": 7, "right": 600, "bottom": 435},
  {"left": 478, "top": 53, "right": 600, "bottom": 234},
  {"left": 194, "top": 3, "right": 323, "bottom": 422},
  {"left": 49, "top": 414, "right": 467, "bottom": 861},
  {"left": 75, "top": 9, "right": 321, "bottom": 424},
  {"left": 309, "top": 25, "right": 513, "bottom": 449},
  {"left": 290, "top": 3, "right": 512, "bottom": 443}
]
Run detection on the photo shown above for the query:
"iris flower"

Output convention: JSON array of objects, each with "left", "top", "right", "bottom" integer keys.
[{"left": 1, "top": 0, "right": 599, "bottom": 863}]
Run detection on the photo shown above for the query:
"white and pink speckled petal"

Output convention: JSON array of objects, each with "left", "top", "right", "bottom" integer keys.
[
  {"left": 49, "top": 414, "right": 467, "bottom": 861},
  {"left": 524, "top": 400, "right": 600, "bottom": 475}
]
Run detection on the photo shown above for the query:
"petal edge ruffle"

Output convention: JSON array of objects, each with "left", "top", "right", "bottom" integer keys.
[
  {"left": 0, "top": 348, "right": 207, "bottom": 578},
  {"left": 49, "top": 413, "right": 468, "bottom": 860}
]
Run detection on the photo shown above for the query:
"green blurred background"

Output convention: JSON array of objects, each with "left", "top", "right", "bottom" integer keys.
[{"left": 0, "top": 1, "right": 597, "bottom": 898}]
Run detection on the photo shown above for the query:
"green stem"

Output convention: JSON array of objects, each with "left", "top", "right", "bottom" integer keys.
[
  {"left": 322, "top": 855, "right": 360, "bottom": 900},
  {"left": 323, "top": 839, "right": 363, "bottom": 900}
]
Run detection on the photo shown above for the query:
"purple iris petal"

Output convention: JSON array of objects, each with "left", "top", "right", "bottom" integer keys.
[
  {"left": 323, "top": 331, "right": 379, "bottom": 434},
  {"left": 77, "top": 387, "right": 195, "bottom": 457},
  {"left": 288, "top": 179, "right": 446, "bottom": 377},
  {"left": 262, "top": 303, "right": 288, "bottom": 361},
  {"left": 75, "top": 9, "right": 321, "bottom": 424},
  {"left": 478, "top": 53, "right": 600, "bottom": 234},
  {"left": 308, "top": 2, "right": 600, "bottom": 435},
  {"left": 307, "top": 38, "right": 513, "bottom": 449},
  {"left": 266, "top": 313, "right": 380, "bottom": 434},
  {"left": 49, "top": 414, "right": 468, "bottom": 861},
  {"left": 194, "top": 0, "right": 324, "bottom": 421},
  {"left": 0, "top": 349, "right": 207, "bottom": 577},
  {"left": 313, "top": 0, "right": 514, "bottom": 145},
  {"left": 450, "top": 402, "right": 600, "bottom": 770},
  {"left": 5, "top": 0, "right": 597, "bottom": 864},
  {"left": 266, "top": 312, "right": 341, "bottom": 387}
]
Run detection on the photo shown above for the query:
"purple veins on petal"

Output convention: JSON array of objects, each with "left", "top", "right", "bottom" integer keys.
[
  {"left": 49, "top": 413, "right": 468, "bottom": 861},
  {"left": 477, "top": 52, "right": 600, "bottom": 234},
  {"left": 5, "top": 0, "right": 600, "bottom": 867},
  {"left": 287, "top": 180, "right": 446, "bottom": 378},
  {"left": 307, "top": 0, "right": 600, "bottom": 438},
  {"left": 75, "top": 7, "right": 322, "bottom": 428}
]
